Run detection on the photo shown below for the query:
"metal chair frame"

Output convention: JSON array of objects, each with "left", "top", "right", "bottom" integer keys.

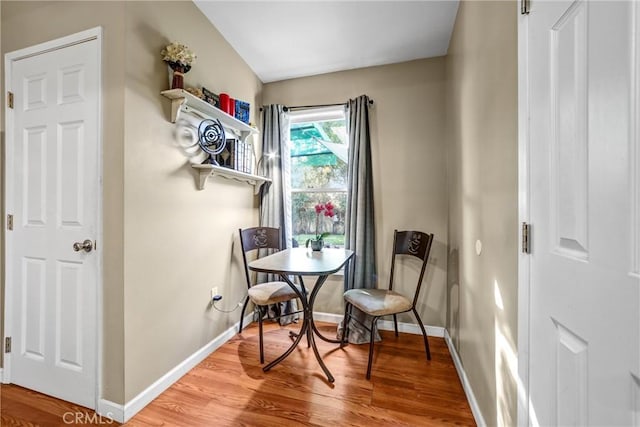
[
  {"left": 238, "top": 227, "right": 305, "bottom": 363},
  {"left": 341, "top": 229, "right": 434, "bottom": 379}
]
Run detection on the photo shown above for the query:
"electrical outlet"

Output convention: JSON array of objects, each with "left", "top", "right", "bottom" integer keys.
[{"left": 211, "top": 287, "right": 218, "bottom": 300}]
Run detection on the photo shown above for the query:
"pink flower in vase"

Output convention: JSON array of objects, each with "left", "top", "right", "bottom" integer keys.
[{"left": 308, "top": 202, "right": 336, "bottom": 249}]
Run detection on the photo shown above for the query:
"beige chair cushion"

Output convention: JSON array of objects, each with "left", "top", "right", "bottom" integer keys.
[
  {"left": 248, "top": 281, "right": 301, "bottom": 306},
  {"left": 343, "top": 288, "right": 412, "bottom": 317}
]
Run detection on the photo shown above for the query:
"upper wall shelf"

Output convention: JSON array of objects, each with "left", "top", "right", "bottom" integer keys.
[{"left": 160, "top": 89, "right": 258, "bottom": 142}]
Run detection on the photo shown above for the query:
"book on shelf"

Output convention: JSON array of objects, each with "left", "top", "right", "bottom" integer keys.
[
  {"left": 241, "top": 141, "right": 255, "bottom": 174},
  {"left": 234, "top": 99, "right": 250, "bottom": 124},
  {"left": 235, "top": 140, "right": 243, "bottom": 172},
  {"left": 213, "top": 139, "right": 255, "bottom": 175}
]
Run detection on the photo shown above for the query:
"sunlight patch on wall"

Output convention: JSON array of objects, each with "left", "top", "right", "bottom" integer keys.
[
  {"left": 495, "top": 280, "right": 540, "bottom": 426},
  {"left": 494, "top": 280, "right": 504, "bottom": 311},
  {"left": 632, "top": 374, "right": 640, "bottom": 426}
]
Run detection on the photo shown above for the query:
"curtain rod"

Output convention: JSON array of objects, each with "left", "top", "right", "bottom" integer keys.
[{"left": 260, "top": 98, "right": 374, "bottom": 112}]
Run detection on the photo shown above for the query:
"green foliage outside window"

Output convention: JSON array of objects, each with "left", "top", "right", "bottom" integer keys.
[{"left": 290, "top": 117, "right": 348, "bottom": 247}]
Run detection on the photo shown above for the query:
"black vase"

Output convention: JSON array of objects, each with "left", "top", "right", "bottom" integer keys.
[{"left": 310, "top": 239, "right": 324, "bottom": 251}]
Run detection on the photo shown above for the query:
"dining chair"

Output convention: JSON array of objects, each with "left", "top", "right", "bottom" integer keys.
[
  {"left": 341, "top": 229, "right": 434, "bottom": 379},
  {"left": 238, "top": 226, "right": 304, "bottom": 363}
]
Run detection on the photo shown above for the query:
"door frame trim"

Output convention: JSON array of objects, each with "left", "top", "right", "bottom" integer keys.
[
  {"left": 517, "top": 8, "right": 531, "bottom": 427},
  {"left": 631, "top": 0, "right": 640, "bottom": 281},
  {"left": 3, "top": 26, "right": 104, "bottom": 410}
]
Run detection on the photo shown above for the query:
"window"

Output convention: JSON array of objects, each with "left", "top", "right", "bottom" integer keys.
[{"left": 289, "top": 107, "right": 348, "bottom": 248}]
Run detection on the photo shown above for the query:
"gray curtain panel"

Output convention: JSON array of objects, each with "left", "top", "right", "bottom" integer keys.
[
  {"left": 259, "top": 105, "right": 298, "bottom": 325},
  {"left": 339, "top": 95, "right": 381, "bottom": 344}
]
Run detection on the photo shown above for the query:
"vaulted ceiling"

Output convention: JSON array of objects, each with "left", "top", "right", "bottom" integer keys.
[{"left": 194, "top": 1, "right": 460, "bottom": 83}]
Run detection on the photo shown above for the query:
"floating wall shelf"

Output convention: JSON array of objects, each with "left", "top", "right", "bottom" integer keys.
[
  {"left": 161, "top": 89, "right": 266, "bottom": 192},
  {"left": 192, "top": 164, "right": 271, "bottom": 194},
  {"left": 161, "top": 89, "right": 257, "bottom": 142}
]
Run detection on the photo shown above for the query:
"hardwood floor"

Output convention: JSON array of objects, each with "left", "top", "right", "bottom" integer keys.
[
  {"left": 0, "top": 383, "right": 122, "bottom": 426},
  {"left": 1, "top": 321, "right": 475, "bottom": 426}
]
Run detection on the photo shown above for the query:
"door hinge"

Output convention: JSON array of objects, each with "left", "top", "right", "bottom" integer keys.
[
  {"left": 522, "top": 222, "right": 531, "bottom": 254},
  {"left": 7, "top": 91, "right": 14, "bottom": 109},
  {"left": 521, "top": 0, "right": 530, "bottom": 15},
  {"left": 7, "top": 214, "right": 13, "bottom": 231},
  {"left": 5, "top": 337, "right": 11, "bottom": 353}
]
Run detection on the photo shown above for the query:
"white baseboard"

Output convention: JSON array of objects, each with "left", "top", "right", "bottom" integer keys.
[
  {"left": 0, "top": 368, "right": 4, "bottom": 383},
  {"left": 312, "top": 311, "right": 445, "bottom": 337},
  {"left": 96, "top": 399, "right": 123, "bottom": 423},
  {"left": 444, "top": 329, "right": 486, "bottom": 427},
  {"left": 96, "top": 313, "right": 253, "bottom": 423},
  {"left": 311, "top": 311, "right": 345, "bottom": 325},
  {"left": 96, "top": 313, "right": 470, "bottom": 424}
]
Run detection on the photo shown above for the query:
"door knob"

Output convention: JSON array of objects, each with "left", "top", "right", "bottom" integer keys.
[{"left": 73, "top": 239, "right": 93, "bottom": 253}]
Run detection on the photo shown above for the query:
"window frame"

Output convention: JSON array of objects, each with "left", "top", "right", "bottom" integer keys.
[{"left": 288, "top": 106, "right": 348, "bottom": 250}]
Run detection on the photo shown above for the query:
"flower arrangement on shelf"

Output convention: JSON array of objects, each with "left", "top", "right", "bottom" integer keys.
[
  {"left": 161, "top": 42, "right": 196, "bottom": 89},
  {"left": 306, "top": 202, "right": 335, "bottom": 251},
  {"left": 185, "top": 87, "right": 204, "bottom": 99}
]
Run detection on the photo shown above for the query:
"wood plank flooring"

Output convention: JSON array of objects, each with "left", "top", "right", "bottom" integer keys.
[
  {"left": 0, "top": 383, "right": 122, "bottom": 426},
  {"left": 1, "top": 321, "right": 475, "bottom": 426}
]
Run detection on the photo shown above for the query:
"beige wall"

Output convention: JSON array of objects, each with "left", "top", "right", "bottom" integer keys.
[
  {"left": 445, "top": 1, "right": 518, "bottom": 425},
  {"left": 1, "top": 0, "right": 263, "bottom": 404},
  {"left": 122, "top": 1, "right": 262, "bottom": 401},
  {"left": 263, "top": 58, "right": 449, "bottom": 327}
]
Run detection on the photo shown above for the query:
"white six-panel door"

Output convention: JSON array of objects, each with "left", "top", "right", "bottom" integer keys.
[
  {"left": 525, "top": 1, "right": 640, "bottom": 425},
  {"left": 5, "top": 33, "right": 100, "bottom": 409}
]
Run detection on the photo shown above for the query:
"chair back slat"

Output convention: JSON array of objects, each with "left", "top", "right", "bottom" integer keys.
[
  {"left": 240, "top": 227, "right": 281, "bottom": 252},
  {"left": 394, "top": 230, "right": 432, "bottom": 260},
  {"left": 387, "top": 230, "right": 434, "bottom": 307},
  {"left": 239, "top": 227, "right": 282, "bottom": 289}
]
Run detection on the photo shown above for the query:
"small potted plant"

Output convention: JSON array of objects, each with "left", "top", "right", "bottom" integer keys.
[
  {"left": 161, "top": 42, "right": 196, "bottom": 90},
  {"left": 306, "top": 202, "right": 335, "bottom": 251}
]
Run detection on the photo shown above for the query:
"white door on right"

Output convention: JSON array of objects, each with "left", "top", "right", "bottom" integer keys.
[{"left": 527, "top": 0, "right": 640, "bottom": 425}]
